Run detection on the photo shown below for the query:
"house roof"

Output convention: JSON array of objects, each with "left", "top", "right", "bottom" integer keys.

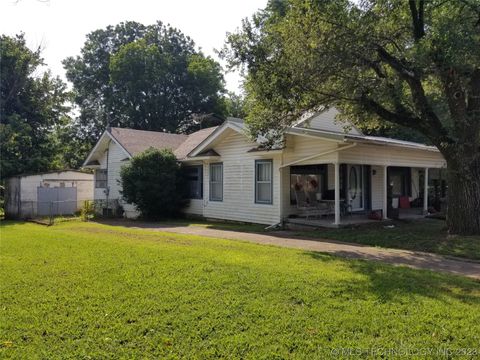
[
  {"left": 288, "top": 125, "right": 440, "bottom": 152},
  {"left": 174, "top": 127, "right": 218, "bottom": 159},
  {"left": 344, "top": 134, "right": 439, "bottom": 151},
  {"left": 83, "top": 126, "right": 219, "bottom": 167},
  {"left": 84, "top": 108, "right": 441, "bottom": 169},
  {"left": 108, "top": 127, "right": 188, "bottom": 156}
]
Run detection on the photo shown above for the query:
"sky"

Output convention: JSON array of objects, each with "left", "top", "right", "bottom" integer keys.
[{"left": 0, "top": 0, "right": 268, "bottom": 93}]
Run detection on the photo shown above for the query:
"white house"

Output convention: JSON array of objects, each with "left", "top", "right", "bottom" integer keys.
[
  {"left": 83, "top": 108, "right": 447, "bottom": 226},
  {"left": 5, "top": 170, "right": 94, "bottom": 219}
]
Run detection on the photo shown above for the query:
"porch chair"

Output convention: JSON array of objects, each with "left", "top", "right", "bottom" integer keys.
[{"left": 295, "top": 190, "right": 329, "bottom": 220}]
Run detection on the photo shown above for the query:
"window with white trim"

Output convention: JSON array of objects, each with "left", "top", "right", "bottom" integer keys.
[
  {"left": 255, "top": 160, "right": 273, "bottom": 204},
  {"left": 209, "top": 163, "right": 223, "bottom": 201},
  {"left": 95, "top": 169, "right": 107, "bottom": 188}
]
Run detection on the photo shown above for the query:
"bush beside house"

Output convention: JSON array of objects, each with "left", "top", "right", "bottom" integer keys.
[{"left": 120, "top": 148, "right": 188, "bottom": 219}]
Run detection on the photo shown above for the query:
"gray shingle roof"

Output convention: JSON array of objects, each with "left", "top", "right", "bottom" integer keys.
[
  {"left": 109, "top": 128, "right": 188, "bottom": 156},
  {"left": 108, "top": 126, "right": 217, "bottom": 159},
  {"left": 174, "top": 127, "right": 218, "bottom": 159}
]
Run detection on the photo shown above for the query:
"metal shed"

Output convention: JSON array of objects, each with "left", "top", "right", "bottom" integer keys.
[{"left": 5, "top": 170, "right": 94, "bottom": 219}]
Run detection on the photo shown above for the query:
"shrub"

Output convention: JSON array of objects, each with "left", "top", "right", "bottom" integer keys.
[
  {"left": 120, "top": 148, "right": 188, "bottom": 219},
  {"left": 80, "top": 200, "right": 95, "bottom": 221}
]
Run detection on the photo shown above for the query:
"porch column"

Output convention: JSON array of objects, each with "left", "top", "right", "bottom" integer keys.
[
  {"left": 382, "top": 165, "right": 388, "bottom": 219},
  {"left": 423, "top": 168, "right": 429, "bottom": 214},
  {"left": 334, "top": 162, "right": 340, "bottom": 225}
]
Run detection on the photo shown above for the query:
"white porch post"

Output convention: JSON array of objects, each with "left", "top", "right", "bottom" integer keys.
[
  {"left": 423, "top": 168, "right": 429, "bottom": 214},
  {"left": 334, "top": 162, "right": 340, "bottom": 225},
  {"left": 382, "top": 165, "right": 388, "bottom": 219}
]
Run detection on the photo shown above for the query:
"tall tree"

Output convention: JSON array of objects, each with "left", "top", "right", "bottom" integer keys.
[
  {"left": 0, "top": 34, "right": 70, "bottom": 179},
  {"left": 223, "top": 0, "right": 480, "bottom": 235},
  {"left": 63, "top": 21, "right": 226, "bottom": 145}
]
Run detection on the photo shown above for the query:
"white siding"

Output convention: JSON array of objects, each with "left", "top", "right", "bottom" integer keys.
[
  {"left": 184, "top": 199, "right": 204, "bottom": 215},
  {"left": 340, "top": 144, "right": 446, "bottom": 168},
  {"left": 371, "top": 166, "right": 385, "bottom": 210},
  {"left": 282, "top": 134, "right": 340, "bottom": 166},
  {"left": 299, "top": 108, "right": 362, "bottom": 135},
  {"left": 94, "top": 141, "right": 139, "bottom": 218},
  {"left": 202, "top": 130, "right": 282, "bottom": 225},
  {"left": 94, "top": 149, "right": 108, "bottom": 201}
]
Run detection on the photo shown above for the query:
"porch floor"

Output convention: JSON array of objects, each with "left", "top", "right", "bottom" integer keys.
[
  {"left": 285, "top": 214, "right": 384, "bottom": 228},
  {"left": 286, "top": 208, "right": 426, "bottom": 229}
]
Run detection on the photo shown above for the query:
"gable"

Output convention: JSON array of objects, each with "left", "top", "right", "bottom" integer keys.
[
  {"left": 188, "top": 120, "right": 251, "bottom": 157},
  {"left": 296, "top": 108, "right": 362, "bottom": 135}
]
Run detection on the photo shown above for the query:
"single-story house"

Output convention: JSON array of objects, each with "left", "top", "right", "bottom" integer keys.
[
  {"left": 83, "top": 108, "right": 447, "bottom": 226},
  {"left": 5, "top": 170, "right": 94, "bottom": 219}
]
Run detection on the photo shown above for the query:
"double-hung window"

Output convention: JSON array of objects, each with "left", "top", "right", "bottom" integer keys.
[
  {"left": 255, "top": 160, "right": 273, "bottom": 204},
  {"left": 185, "top": 165, "right": 203, "bottom": 199},
  {"left": 209, "top": 163, "right": 223, "bottom": 201},
  {"left": 95, "top": 169, "right": 107, "bottom": 188}
]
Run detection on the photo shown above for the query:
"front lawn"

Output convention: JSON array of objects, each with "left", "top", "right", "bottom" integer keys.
[
  {"left": 294, "top": 219, "right": 480, "bottom": 261},
  {"left": 1, "top": 221, "right": 479, "bottom": 358}
]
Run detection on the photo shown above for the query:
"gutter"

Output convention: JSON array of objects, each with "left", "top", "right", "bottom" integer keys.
[{"left": 344, "top": 135, "right": 440, "bottom": 152}]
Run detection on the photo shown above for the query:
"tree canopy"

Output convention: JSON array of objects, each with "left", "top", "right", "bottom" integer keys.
[
  {"left": 223, "top": 0, "right": 480, "bottom": 234},
  {"left": 63, "top": 21, "right": 227, "bottom": 145},
  {"left": 0, "top": 34, "right": 70, "bottom": 179}
]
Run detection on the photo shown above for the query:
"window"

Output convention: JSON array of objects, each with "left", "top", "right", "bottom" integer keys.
[
  {"left": 209, "top": 163, "right": 223, "bottom": 201},
  {"left": 185, "top": 165, "right": 203, "bottom": 199},
  {"left": 255, "top": 160, "right": 273, "bottom": 204},
  {"left": 290, "top": 165, "right": 326, "bottom": 204},
  {"left": 95, "top": 169, "right": 107, "bottom": 188}
]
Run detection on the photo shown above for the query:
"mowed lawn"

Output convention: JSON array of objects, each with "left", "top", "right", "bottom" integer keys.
[
  {"left": 294, "top": 219, "right": 480, "bottom": 261},
  {"left": 1, "top": 221, "right": 479, "bottom": 359}
]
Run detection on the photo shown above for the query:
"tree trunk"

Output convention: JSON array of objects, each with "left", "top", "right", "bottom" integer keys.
[{"left": 445, "top": 156, "right": 480, "bottom": 235}]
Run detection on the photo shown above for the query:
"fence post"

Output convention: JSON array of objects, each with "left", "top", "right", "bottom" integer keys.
[{"left": 49, "top": 201, "right": 54, "bottom": 226}]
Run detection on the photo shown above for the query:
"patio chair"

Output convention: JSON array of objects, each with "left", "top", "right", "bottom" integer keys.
[{"left": 295, "top": 190, "right": 329, "bottom": 219}]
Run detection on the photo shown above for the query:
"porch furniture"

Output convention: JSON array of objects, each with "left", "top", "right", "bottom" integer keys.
[
  {"left": 317, "top": 199, "right": 350, "bottom": 216},
  {"left": 294, "top": 190, "right": 331, "bottom": 219}
]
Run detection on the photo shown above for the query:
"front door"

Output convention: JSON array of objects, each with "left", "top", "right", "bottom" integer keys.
[{"left": 347, "top": 165, "right": 364, "bottom": 211}]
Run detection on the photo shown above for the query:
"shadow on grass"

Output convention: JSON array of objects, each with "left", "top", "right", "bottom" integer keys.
[
  {"left": 0, "top": 220, "right": 28, "bottom": 228},
  {"left": 95, "top": 218, "right": 268, "bottom": 234},
  {"left": 305, "top": 250, "right": 480, "bottom": 305}
]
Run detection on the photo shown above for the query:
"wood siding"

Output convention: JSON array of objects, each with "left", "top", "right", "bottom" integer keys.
[
  {"left": 202, "top": 130, "right": 282, "bottom": 225},
  {"left": 282, "top": 134, "right": 340, "bottom": 166},
  {"left": 94, "top": 142, "right": 139, "bottom": 218},
  {"left": 300, "top": 108, "right": 362, "bottom": 135},
  {"left": 340, "top": 144, "right": 446, "bottom": 168}
]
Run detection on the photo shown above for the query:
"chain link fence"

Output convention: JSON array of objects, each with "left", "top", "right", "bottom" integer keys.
[{"left": 12, "top": 199, "right": 124, "bottom": 225}]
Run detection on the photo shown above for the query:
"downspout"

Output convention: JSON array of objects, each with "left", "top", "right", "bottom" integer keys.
[{"left": 105, "top": 140, "right": 110, "bottom": 215}]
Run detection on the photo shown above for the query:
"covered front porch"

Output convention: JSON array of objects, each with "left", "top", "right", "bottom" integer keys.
[{"left": 281, "top": 161, "right": 446, "bottom": 228}]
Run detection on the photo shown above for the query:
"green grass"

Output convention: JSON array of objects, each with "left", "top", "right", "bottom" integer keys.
[
  {"left": 1, "top": 221, "right": 479, "bottom": 359},
  {"left": 294, "top": 219, "right": 480, "bottom": 261}
]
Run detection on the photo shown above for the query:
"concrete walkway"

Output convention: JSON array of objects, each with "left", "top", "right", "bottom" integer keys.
[{"left": 103, "top": 220, "right": 480, "bottom": 280}]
